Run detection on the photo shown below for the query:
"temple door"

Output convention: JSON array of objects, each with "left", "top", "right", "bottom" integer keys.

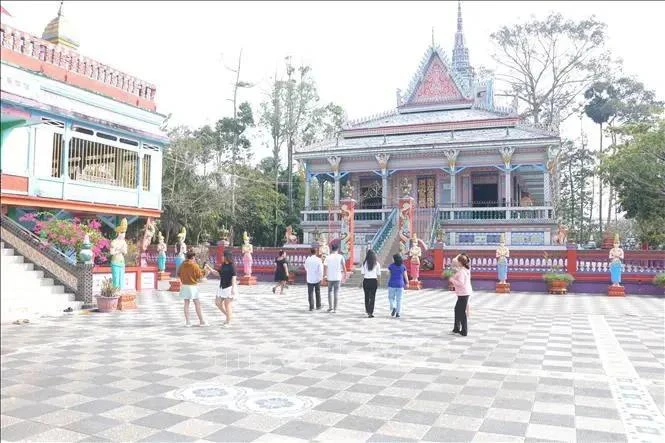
[{"left": 417, "top": 177, "right": 436, "bottom": 208}]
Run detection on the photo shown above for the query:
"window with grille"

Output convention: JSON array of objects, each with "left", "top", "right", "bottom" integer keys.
[
  {"left": 142, "top": 155, "right": 151, "bottom": 191},
  {"left": 67, "top": 137, "right": 141, "bottom": 189}
]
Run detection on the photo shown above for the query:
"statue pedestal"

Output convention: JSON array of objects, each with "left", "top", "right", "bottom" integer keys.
[
  {"left": 117, "top": 291, "right": 137, "bottom": 310},
  {"left": 157, "top": 271, "right": 171, "bottom": 281},
  {"left": 407, "top": 279, "right": 422, "bottom": 290},
  {"left": 239, "top": 275, "right": 257, "bottom": 286},
  {"left": 495, "top": 282, "right": 511, "bottom": 294},
  {"left": 608, "top": 285, "right": 625, "bottom": 297},
  {"left": 168, "top": 279, "right": 181, "bottom": 292}
]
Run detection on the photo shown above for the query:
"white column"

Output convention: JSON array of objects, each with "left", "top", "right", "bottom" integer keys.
[
  {"left": 137, "top": 150, "right": 144, "bottom": 207},
  {"left": 450, "top": 172, "right": 457, "bottom": 206},
  {"left": 334, "top": 173, "right": 340, "bottom": 205},
  {"left": 304, "top": 174, "right": 311, "bottom": 209},
  {"left": 381, "top": 170, "right": 388, "bottom": 208},
  {"left": 504, "top": 169, "right": 511, "bottom": 206},
  {"left": 318, "top": 177, "right": 324, "bottom": 208},
  {"left": 543, "top": 170, "right": 551, "bottom": 205},
  {"left": 61, "top": 122, "right": 71, "bottom": 180}
]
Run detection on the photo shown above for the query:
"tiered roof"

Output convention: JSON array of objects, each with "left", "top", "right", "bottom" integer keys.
[{"left": 295, "top": 2, "right": 560, "bottom": 159}]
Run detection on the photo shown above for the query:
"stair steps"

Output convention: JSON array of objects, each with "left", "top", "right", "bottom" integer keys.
[{"left": 0, "top": 243, "right": 83, "bottom": 323}]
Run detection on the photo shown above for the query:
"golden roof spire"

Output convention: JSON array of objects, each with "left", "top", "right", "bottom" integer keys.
[{"left": 42, "top": 1, "right": 80, "bottom": 50}]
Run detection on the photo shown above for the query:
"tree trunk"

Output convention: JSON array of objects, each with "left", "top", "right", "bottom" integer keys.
[
  {"left": 598, "top": 122, "right": 603, "bottom": 239},
  {"left": 287, "top": 139, "right": 293, "bottom": 212}
]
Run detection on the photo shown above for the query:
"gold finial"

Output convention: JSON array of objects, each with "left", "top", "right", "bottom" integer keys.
[
  {"left": 614, "top": 233, "right": 620, "bottom": 243},
  {"left": 500, "top": 233, "right": 505, "bottom": 243},
  {"left": 115, "top": 218, "right": 128, "bottom": 234}
]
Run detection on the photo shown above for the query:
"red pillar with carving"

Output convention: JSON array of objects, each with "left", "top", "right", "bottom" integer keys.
[{"left": 340, "top": 197, "right": 356, "bottom": 271}]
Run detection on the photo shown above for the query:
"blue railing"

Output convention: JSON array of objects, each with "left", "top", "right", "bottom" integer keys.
[
  {"left": 370, "top": 208, "right": 397, "bottom": 255},
  {"left": 428, "top": 208, "right": 439, "bottom": 248}
]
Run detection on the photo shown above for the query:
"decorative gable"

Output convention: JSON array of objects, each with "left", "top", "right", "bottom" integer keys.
[
  {"left": 399, "top": 46, "right": 473, "bottom": 112},
  {"left": 410, "top": 55, "right": 464, "bottom": 105}
]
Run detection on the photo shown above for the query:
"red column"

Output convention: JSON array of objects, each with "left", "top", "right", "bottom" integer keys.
[
  {"left": 215, "top": 244, "right": 224, "bottom": 267},
  {"left": 433, "top": 248, "right": 444, "bottom": 274},
  {"left": 566, "top": 244, "right": 577, "bottom": 275},
  {"left": 340, "top": 197, "right": 356, "bottom": 270}
]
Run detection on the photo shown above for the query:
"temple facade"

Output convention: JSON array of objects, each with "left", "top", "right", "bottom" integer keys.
[
  {"left": 295, "top": 2, "right": 561, "bottom": 257},
  {"left": 0, "top": 4, "right": 167, "bottom": 231}
]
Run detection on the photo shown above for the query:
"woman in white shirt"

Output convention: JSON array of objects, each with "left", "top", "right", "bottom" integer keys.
[{"left": 361, "top": 249, "right": 381, "bottom": 318}]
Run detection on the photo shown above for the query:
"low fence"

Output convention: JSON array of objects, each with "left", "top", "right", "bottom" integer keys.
[{"left": 144, "top": 243, "right": 664, "bottom": 294}]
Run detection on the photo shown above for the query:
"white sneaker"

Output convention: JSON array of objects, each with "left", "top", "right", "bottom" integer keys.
[
  {"left": 184, "top": 323, "right": 191, "bottom": 328},
  {"left": 199, "top": 322, "right": 208, "bottom": 327}
]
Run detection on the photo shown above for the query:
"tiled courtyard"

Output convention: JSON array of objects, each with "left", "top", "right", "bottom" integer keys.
[{"left": 1, "top": 282, "right": 664, "bottom": 442}]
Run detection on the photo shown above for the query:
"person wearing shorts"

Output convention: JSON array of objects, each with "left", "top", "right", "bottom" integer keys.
[
  {"left": 178, "top": 251, "right": 209, "bottom": 327},
  {"left": 208, "top": 250, "right": 237, "bottom": 327}
]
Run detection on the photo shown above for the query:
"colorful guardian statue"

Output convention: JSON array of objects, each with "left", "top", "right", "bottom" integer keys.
[
  {"left": 609, "top": 234, "right": 624, "bottom": 287},
  {"left": 495, "top": 234, "right": 511, "bottom": 293},
  {"left": 110, "top": 218, "right": 128, "bottom": 289},
  {"left": 241, "top": 231, "right": 254, "bottom": 277},
  {"left": 140, "top": 218, "right": 156, "bottom": 266},
  {"left": 156, "top": 231, "right": 167, "bottom": 272},
  {"left": 174, "top": 227, "right": 187, "bottom": 273},
  {"left": 408, "top": 233, "right": 423, "bottom": 283}
]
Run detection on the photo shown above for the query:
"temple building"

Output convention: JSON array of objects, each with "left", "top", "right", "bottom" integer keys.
[
  {"left": 295, "top": 2, "right": 561, "bottom": 257},
  {"left": 1, "top": 3, "right": 167, "bottom": 230}
]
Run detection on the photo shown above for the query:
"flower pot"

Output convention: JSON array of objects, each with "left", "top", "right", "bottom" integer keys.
[
  {"left": 547, "top": 280, "right": 570, "bottom": 295},
  {"left": 96, "top": 295, "right": 120, "bottom": 312}
]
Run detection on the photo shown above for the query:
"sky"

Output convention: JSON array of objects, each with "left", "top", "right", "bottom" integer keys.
[{"left": 3, "top": 0, "right": 665, "bottom": 162}]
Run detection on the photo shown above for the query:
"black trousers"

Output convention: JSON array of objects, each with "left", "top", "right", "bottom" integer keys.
[
  {"left": 307, "top": 283, "right": 321, "bottom": 309},
  {"left": 453, "top": 295, "right": 469, "bottom": 335},
  {"left": 363, "top": 278, "right": 378, "bottom": 315}
]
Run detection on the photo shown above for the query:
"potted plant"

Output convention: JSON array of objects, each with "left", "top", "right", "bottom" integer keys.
[
  {"left": 97, "top": 277, "right": 120, "bottom": 312},
  {"left": 542, "top": 252, "right": 574, "bottom": 294},
  {"left": 654, "top": 273, "right": 665, "bottom": 294},
  {"left": 442, "top": 268, "right": 456, "bottom": 291}
]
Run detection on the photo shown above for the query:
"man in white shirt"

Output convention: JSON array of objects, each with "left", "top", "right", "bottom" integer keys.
[
  {"left": 324, "top": 243, "right": 346, "bottom": 313},
  {"left": 304, "top": 248, "right": 323, "bottom": 311}
]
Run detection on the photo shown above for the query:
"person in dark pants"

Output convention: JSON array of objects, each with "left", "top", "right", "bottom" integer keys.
[
  {"left": 449, "top": 253, "right": 472, "bottom": 336},
  {"left": 272, "top": 250, "right": 289, "bottom": 295},
  {"left": 304, "top": 248, "right": 323, "bottom": 311},
  {"left": 361, "top": 249, "right": 381, "bottom": 318}
]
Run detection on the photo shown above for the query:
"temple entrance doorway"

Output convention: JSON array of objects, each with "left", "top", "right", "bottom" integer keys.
[
  {"left": 472, "top": 183, "right": 498, "bottom": 207},
  {"left": 417, "top": 176, "right": 436, "bottom": 208}
]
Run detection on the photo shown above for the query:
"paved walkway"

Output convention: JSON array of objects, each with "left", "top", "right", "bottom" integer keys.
[{"left": 1, "top": 283, "right": 664, "bottom": 442}]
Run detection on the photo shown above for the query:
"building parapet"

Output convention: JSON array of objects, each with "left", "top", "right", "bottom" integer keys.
[{"left": 1, "top": 23, "right": 157, "bottom": 111}]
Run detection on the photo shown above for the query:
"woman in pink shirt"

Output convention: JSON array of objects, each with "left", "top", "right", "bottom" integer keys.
[{"left": 449, "top": 253, "right": 472, "bottom": 336}]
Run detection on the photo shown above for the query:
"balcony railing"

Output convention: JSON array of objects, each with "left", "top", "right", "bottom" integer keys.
[{"left": 302, "top": 203, "right": 554, "bottom": 224}]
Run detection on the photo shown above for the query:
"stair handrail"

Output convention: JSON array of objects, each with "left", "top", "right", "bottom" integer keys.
[
  {"left": 428, "top": 207, "right": 440, "bottom": 248},
  {"left": 1, "top": 214, "right": 77, "bottom": 268},
  {"left": 0, "top": 214, "right": 81, "bottom": 295},
  {"left": 370, "top": 208, "right": 397, "bottom": 255}
]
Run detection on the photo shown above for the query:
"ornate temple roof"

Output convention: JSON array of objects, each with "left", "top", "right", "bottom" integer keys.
[
  {"left": 295, "top": 1, "right": 560, "bottom": 159},
  {"left": 41, "top": 1, "right": 80, "bottom": 50},
  {"left": 295, "top": 126, "right": 558, "bottom": 157}
]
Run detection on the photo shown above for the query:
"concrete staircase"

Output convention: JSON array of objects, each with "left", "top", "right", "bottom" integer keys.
[
  {"left": 1, "top": 241, "right": 82, "bottom": 323},
  {"left": 346, "top": 228, "right": 401, "bottom": 289}
]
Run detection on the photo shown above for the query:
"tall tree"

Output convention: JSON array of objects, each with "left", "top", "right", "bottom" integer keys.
[
  {"left": 491, "top": 13, "right": 610, "bottom": 127},
  {"left": 600, "top": 121, "right": 665, "bottom": 248}
]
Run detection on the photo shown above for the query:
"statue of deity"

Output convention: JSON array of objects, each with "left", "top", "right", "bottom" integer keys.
[
  {"left": 110, "top": 218, "right": 128, "bottom": 289},
  {"left": 609, "top": 233, "right": 624, "bottom": 287},
  {"left": 174, "top": 227, "right": 187, "bottom": 273},
  {"left": 319, "top": 233, "right": 330, "bottom": 261},
  {"left": 496, "top": 234, "right": 510, "bottom": 284},
  {"left": 409, "top": 233, "right": 422, "bottom": 282},
  {"left": 156, "top": 231, "right": 167, "bottom": 272},
  {"left": 140, "top": 218, "right": 156, "bottom": 266},
  {"left": 284, "top": 225, "right": 298, "bottom": 244},
  {"left": 241, "top": 231, "right": 254, "bottom": 277}
]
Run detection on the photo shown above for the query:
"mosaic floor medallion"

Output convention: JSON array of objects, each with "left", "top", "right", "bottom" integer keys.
[
  {"left": 238, "top": 391, "right": 315, "bottom": 417},
  {"left": 168, "top": 383, "right": 245, "bottom": 407},
  {"left": 167, "top": 383, "right": 315, "bottom": 417}
]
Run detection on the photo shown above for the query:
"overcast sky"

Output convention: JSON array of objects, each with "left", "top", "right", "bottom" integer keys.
[{"left": 4, "top": 0, "right": 664, "bottom": 161}]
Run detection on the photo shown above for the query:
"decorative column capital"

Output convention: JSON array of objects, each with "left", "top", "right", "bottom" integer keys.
[
  {"left": 443, "top": 149, "right": 459, "bottom": 170},
  {"left": 547, "top": 144, "right": 561, "bottom": 173},
  {"left": 375, "top": 153, "right": 390, "bottom": 172},
  {"left": 327, "top": 155, "right": 342, "bottom": 175},
  {"left": 498, "top": 146, "right": 515, "bottom": 169}
]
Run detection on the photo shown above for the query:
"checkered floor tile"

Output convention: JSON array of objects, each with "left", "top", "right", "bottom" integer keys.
[{"left": 2, "top": 282, "right": 663, "bottom": 442}]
